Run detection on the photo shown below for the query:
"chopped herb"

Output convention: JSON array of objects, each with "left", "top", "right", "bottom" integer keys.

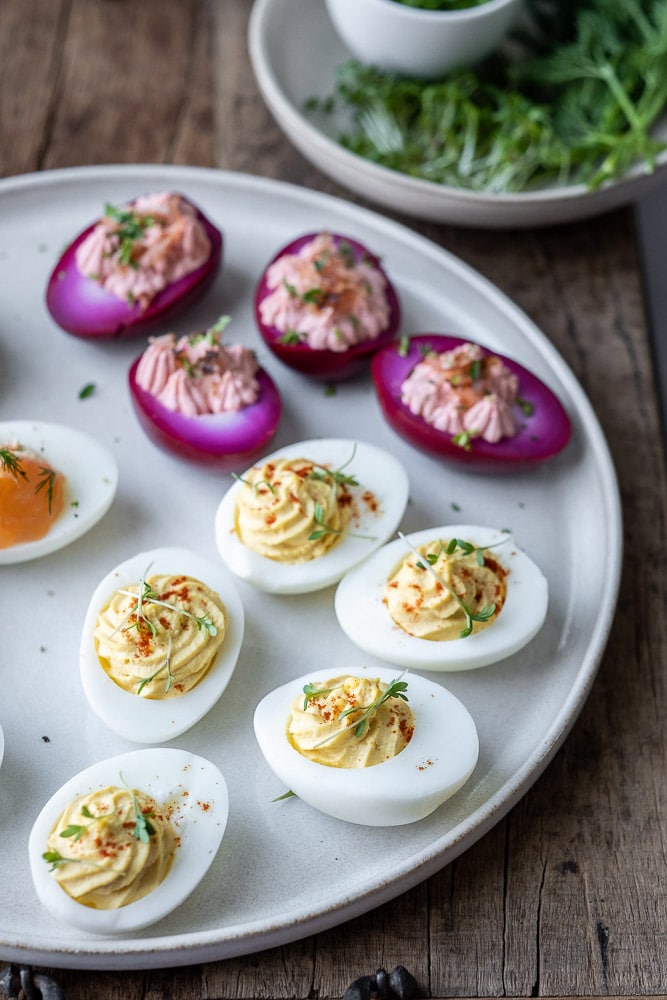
[
  {"left": 272, "top": 789, "right": 296, "bottom": 801},
  {"left": 104, "top": 203, "right": 157, "bottom": 267},
  {"left": 398, "top": 335, "right": 410, "bottom": 357},
  {"left": 517, "top": 396, "right": 535, "bottom": 416},
  {"left": 302, "top": 287, "right": 325, "bottom": 305},
  {"left": 324, "top": 382, "right": 337, "bottom": 396},
  {"left": 279, "top": 330, "right": 302, "bottom": 345},
  {"left": 78, "top": 382, "right": 96, "bottom": 399},
  {"left": 337, "top": 240, "right": 356, "bottom": 268}
]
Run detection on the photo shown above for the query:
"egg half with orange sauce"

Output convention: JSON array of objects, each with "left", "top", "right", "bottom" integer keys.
[{"left": 0, "top": 421, "right": 118, "bottom": 565}]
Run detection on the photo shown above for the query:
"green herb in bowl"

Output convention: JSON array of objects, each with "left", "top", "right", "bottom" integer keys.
[{"left": 315, "top": 0, "right": 667, "bottom": 193}]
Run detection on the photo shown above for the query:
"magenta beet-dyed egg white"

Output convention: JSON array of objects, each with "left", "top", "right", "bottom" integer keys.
[
  {"left": 254, "top": 231, "right": 400, "bottom": 380},
  {"left": 128, "top": 317, "right": 281, "bottom": 468},
  {"left": 371, "top": 335, "right": 571, "bottom": 472},
  {"left": 46, "top": 192, "right": 223, "bottom": 339}
]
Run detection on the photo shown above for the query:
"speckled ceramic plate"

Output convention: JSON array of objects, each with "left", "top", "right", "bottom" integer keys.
[
  {"left": 0, "top": 164, "right": 621, "bottom": 969},
  {"left": 248, "top": 0, "right": 667, "bottom": 228}
]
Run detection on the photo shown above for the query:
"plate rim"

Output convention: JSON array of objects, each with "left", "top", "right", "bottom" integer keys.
[{"left": 0, "top": 162, "right": 623, "bottom": 969}]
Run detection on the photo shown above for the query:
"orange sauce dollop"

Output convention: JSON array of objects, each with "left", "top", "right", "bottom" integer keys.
[{"left": 0, "top": 447, "right": 66, "bottom": 548}]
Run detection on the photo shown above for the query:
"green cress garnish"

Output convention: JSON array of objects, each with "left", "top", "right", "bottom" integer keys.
[
  {"left": 108, "top": 567, "right": 218, "bottom": 695},
  {"left": 120, "top": 773, "right": 157, "bottom": 843},
  {"left": 112, "top": 567, "right": 218, "bottom": 640},
  {"left": 306, "top": 446, "right": 377, "bottom": 544},
  {"left": 313, "top": 2, "right": 667, "bottom": 193},
  {"left": 42, "top": 775, "right": 157, "bottom": 871},
  {"left": 398, "top": 530, "right": 509, "bottom": 638},
  {"left": 304, "top": 674, "right": 410, "bottom": 748}
]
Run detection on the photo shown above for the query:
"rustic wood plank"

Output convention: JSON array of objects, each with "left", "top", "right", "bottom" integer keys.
[
  {"left": 0, "top": 0, "right": 68, "bottom": 176},
  {"left": 38, "top": 0, "right": 208, "bottom": 169}
]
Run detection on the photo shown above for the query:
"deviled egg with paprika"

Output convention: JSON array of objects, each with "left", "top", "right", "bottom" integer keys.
[
  {"left": 29, "top": 747, "right": 228, "bottom": 934},
  {"left": 253, "top": 664, "right": 479, "bottom": 826},
  {"left": 334, "top": 525, "right": 548, "bottom": 670},
  {"left": 214, "top": 438, "right": 409, "bottom": 594},
  {"left": 80, "top": 546, "right": 244, "bottom": 742}
]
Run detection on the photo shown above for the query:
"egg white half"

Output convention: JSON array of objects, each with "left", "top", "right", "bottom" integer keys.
[
  {"left": 253, "top": 664, "right": 479, "bottom": 826},
  {"left": 334, "top": 525, "right": 548, "bottom": 671},
  {"left": 28, "top": 747, "right": 228, "bottom": 935},
  {"left": 214, "top": 438, "right": 410, "bottom": 595},
  {"left": 0, "top": 420, "right": 118, "bottom": 565},
  {"left": 80, "top": 546, "right": 245, "bottom": 742}
]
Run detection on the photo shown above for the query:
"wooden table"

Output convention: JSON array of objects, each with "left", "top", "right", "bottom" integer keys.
[{"left": 1, "top": 1, "right": 665, "bottom": 998}]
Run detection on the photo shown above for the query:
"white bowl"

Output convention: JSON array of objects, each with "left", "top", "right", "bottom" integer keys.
[{"left": 324, "top": 0, "right": 522, "bottom": 78}]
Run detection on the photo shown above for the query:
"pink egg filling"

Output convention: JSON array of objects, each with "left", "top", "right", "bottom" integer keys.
[{"left": 75, "top": 192, "right": 212, "bottom": 310}]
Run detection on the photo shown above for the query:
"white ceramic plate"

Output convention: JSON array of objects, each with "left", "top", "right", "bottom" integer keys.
[
  {"left": 248, "top": 0, "right": 667, "bottom": 228},
  {"left": 0, "top": 164, "right": 621, "bottom": 969}
]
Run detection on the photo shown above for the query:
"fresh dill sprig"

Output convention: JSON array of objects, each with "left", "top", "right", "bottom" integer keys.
[
  {"left": 0, "top": 447, "right": 27, "bottom": 481},
  {"left": 33, "top": 466, "right": 58, "bottom": 515}
]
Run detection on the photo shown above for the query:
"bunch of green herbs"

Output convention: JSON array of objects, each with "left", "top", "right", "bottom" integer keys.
[{"left": 313, "top": 0, "right": 667, "bottom": 192}]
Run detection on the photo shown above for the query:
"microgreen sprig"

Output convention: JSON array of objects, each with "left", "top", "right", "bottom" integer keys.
[
  {"left": 137, "top": 635, "right": 174, "bottom": 695},
  {"left": 309, "top": 443, "right": 359, "bottom": 488},
  {"left": 120, "top": 772, "right": 156, "bottom": 843},
  {"left": 59, "top": 804, "right": 113, "bottom": 842},
  {"left": 308, "top": 502, "right": 377, "bottom": 544},
  {"left": 232, "top": 471, "right": 276, "bottom": 495},
  {"left": 112, "top": 566, "right": 218, "bottom": 641},
  {"left": 398, "top": 531, "right": 506, "bottom": 638},
  {"left": 42, "top": 849, "right": 114, "bottom": 873},
  {"left": 310, "top": 673, "right": 410, "bottom": 748}
]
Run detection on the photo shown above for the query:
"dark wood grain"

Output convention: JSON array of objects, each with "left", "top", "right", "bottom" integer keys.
[{"left": 1, "top": 1, "right": 665, "bottom": 997}]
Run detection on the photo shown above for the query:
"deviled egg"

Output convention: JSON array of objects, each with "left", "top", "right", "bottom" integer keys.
[
  {"left": 254, "top": 231, "right": 401, "bottom": 380},
  {"left": 0, "top": 420, "right": 118, "bottom": 565},
  {"left": 80, "top": 546, "right": 244, "bottom": 742},
  {"left": 29, "top": 747, "right": 228, "bottom": 934},
  {"left": 371, "top": 335, "right": 571, "bottom": 472},
  {"left": 253, "top": 664, "right": 479, "bottom": 826},
  {"left": 46, "top": 192, "right": 222, "bottom": 340},
  {"left": 214, "top": 438, "right": 410, "bottom": 594},
  {"left": 334, "top": 525, "right": 548, "bottom": 670},
  {"left": 128, "top": 316, "right": 281, "bottom": 468}
]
